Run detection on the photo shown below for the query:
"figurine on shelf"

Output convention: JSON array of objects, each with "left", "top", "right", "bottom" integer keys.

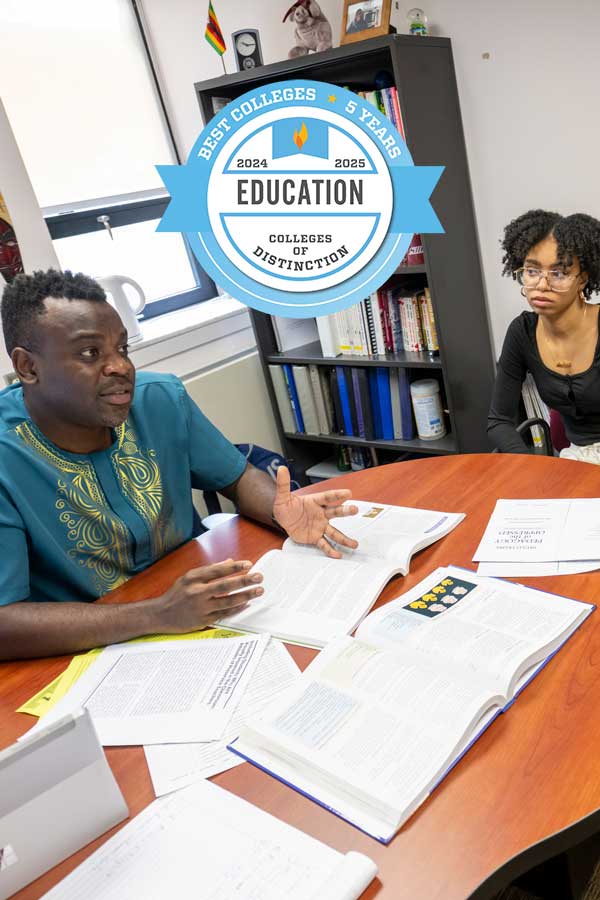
[
  {"left": 283, "top": 0, "right": 333, "bottom": 58},
  {"left": 406, "top": 7, "right": 428, "bottom": 35}
]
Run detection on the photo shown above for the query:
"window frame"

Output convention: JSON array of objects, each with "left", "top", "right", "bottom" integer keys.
[{"left": 44, "top": 196, "right": 217, "bottom": 320}]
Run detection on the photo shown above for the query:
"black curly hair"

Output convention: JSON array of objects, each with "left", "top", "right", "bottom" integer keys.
[
  {"left": 501, "top": 209, "right": 600, "bottom": 300},
  {"left": 1, "top": 269, "right": 106, "bottom": 355}
]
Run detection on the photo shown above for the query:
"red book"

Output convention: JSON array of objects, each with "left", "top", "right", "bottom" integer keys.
[
  {"left": 378, "top": 290, "right": 394, "bottom": 352},
  {"left": 390, "top": 87, "right": 406, "bottom": 141}
]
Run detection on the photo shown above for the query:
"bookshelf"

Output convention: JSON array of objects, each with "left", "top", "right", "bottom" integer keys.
[{"left": 195, "top": 35, "right": 495, "bottom": 482}]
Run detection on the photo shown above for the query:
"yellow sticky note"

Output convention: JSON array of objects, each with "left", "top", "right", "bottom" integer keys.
[{"left": 17, "top": 628, "right": 243, "bottom": 718}]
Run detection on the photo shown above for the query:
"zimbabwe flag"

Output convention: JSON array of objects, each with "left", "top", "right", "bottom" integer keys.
[{"left": 205, "top": 2, "right": 226, "bottom": 55}]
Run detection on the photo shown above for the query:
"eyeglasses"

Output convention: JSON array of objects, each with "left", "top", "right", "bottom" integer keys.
[{"left": 515, "top": 267, "right": 581, "bottom": 292}]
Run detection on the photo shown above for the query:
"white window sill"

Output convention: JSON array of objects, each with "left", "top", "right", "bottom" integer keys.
[
  {"left": 1, "top": 294, "right": 258, "bottom": 385},
  {"left": 131, "top": 294, "right": 257, "bottom": 381}
]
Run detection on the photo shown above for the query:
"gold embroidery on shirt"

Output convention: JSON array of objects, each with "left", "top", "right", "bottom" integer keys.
[
  {"left": 15, "top": 421, "right": 131, "bottom": 594},
  {"left": 110, "top": 423, "right": 179, "bottom": 559}
]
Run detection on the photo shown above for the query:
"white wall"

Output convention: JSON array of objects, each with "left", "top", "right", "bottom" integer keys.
[
  {"left": 184, "top": 352, "right": 282, "bottom": 515},
  {"left": 139, "top": 0, "right": 343, "bottom": 158},
  {"left": 140, "top": 0, "right": 600, "bottom": 356}
]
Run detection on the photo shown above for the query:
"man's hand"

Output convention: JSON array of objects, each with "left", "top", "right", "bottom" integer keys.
[
  {"left": 272, "top": 466, "right": 359, "bottom": 559},
  {"left": 149, "top": 559, "right": 263, "bottom": 633}
]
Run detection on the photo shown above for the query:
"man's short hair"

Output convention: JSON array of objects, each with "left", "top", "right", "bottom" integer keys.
[{"left": 1, "top": 269, "right": 106, "bottom": 355}]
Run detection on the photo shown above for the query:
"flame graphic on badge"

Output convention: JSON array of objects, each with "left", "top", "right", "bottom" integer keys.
[{"left": 293, "top": 122, "right": 308, "bottom": 150}]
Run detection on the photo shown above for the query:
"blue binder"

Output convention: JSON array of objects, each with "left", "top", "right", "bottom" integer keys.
[
  {"left": 282, "top": 364, "right": 305, "bottom": 433},
  {"left": 398, "top": 368, "right": 415, "bottom": 440},
  {"left": 335, "top": 366, "right": 354, "bottom": 436},
  {"left": 375, "top": 369, "right": 394, "bottom": 440},
  {"left": 368, "top": 369, "right": 383, "bottom": 439}
]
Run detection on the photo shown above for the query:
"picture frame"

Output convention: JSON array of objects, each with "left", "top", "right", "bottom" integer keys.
[{"left": 340, "top": 0, "right": 392, "bottom": 45}]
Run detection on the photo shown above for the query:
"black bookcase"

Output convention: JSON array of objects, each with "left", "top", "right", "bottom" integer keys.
[{"left": 195, "top": 35, "right": 495, "bottom": 480}]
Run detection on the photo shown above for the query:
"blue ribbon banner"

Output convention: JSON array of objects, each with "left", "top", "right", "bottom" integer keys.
[{"left": 156, "top": 79, "right": 445, "bottom": 318}]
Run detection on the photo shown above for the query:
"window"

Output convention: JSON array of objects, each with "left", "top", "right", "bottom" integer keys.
[{"left": 0, "top": 0, "right": 216, "bottom": 317}]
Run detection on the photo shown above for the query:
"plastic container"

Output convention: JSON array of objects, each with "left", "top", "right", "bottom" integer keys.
[{"left": 410, "top": 379, "right": 446, "bottom": 440}]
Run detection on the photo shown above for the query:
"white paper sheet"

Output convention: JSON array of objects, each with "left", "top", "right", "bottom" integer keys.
[
  {"left": 477, "top": 560, "right": 600, "bottom": 577},
  {"left": 40, "top": 780, "right": 378, "bottom": 900},
  {"left": 25, "top": 635, "right": 268, "bottom": 746},
  {"left": 475, "top": 497, "right": 600, "bottom": 563},
  {"left": 144, "top": 639, "right": 301, "bottom": 796}
]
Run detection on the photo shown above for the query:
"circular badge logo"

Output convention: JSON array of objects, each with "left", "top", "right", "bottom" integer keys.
[{"left": 158, "top": 80, "right": 443, "bottom": 317}]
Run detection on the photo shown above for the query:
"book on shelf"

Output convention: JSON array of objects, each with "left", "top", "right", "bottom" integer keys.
[
  {"left": 314, "top": 288, "right": 438, "bottom": 360},
  {"left": 308, "top": 364, "right": 331, "bottom": 434},
  {"left": 292, "top": 365, "right": 320, "bottom": 435},
  {"left": 363, "top": 86, "right": 405, "bottom": 140},
  {"left": 217, "top": 501, "right": 465, "bottom": 647},
  {"left": 40, "top": 779, "right": 378, "bottom": 900},
  {"left": 272, "top": 364, "right": 416, "bottom": 443},
  {"left": 229, "top": 566, "right": 594, "bottom": 842},
  {"left": 418, "top": 287, "right": 439, "bottom": 353},
  {"left": 315, "top": 314, "right": 339, "bottom": 358},
  {"left": 389, "top": 367, "right": 416, "bottom": 441},
  {"left": 272, "top": 316, "right": 319, "bottom": 352},
  {"left": 282, "top": 364, "right": 305, "bottom": 433},
  {"left": 269, "top": 365, "right": 296, "bottom": 434}
]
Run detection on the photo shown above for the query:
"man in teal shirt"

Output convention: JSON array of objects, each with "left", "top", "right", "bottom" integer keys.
[{"left": 0, "top": 269, "right": 358, "bottom": 660}]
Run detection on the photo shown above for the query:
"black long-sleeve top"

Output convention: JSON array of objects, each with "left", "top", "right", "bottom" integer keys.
[{"left": 487, "top": 311, "right": 600, "bottom": 453}]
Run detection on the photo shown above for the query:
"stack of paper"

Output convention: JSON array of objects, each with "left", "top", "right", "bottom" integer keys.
[
  {"left": 26, "top": 633, "right": 271, "bottom": 745},
  {"left": 22, "top": 631, "right": 302, "bottom": 797},
  {"left": 144, "top": 638, "right": 300, "bottom": 796},
  {"left": 474, "top": 498, "right": 600, "bottom": 577}
]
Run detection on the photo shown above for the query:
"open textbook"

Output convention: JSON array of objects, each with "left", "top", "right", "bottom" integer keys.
[
  {"left": 229, "top": 566, "right": 594, "bottom": 842},
  {"left": 40, "top": 780, "right": 378, "bottom": 900},
  {"left": 218, "top": 501, "right": 465, "bottom": 647},
  {"left": 25, "top": 634, "right": 268, "bottom": 746}
]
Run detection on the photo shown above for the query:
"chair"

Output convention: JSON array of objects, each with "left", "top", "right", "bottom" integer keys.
[
  {"left": 200, "top": 444, "right": 298, "bottom": 531},
  {"left": 492, "top": 417, "right": 554, "bottom": 457},
  {"left": 492, "top": 411, "right": 567, "bottom": 458}
]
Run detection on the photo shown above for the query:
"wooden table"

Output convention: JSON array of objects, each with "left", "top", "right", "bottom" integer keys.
[{"left": 3, "top": 454, "right": 600, "bottom": 900}]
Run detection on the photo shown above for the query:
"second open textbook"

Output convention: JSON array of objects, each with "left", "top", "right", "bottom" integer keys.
[
  {"left": 218, "top": 500, "right": 465, "bottom": 647},
  {"left": 229, "top": 566, "right": 594, "bottom": 842}
]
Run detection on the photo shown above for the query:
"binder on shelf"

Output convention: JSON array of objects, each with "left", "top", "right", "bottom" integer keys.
[
  {"left": 282, "top": 364, "right": 305, "bottom": 433},
  {"left": 363, "top": 296, "right": 378, "bottom": 354},
  {"left": 375, "top": 368, "right": 394, "bottom": 440},
  {"left": 368, "top": 369, "right": 383, "bottom": 440},
  {"left": 308, "top": 364, "right": 331, "bottom": 434},
  {"left": 292, "top": 365, "right": 320, "bottom": 435},
  {"left": 344, "top": 368, "right": 360, "bottom": 436},
  {"left": 329, "top": 367, "right": 344, "bottom": 434},
  {"left": 335, "top": 366, "right": 354, "bottom": 436},
  {"left": 318, "top": 367, "right": 335, "bottom": 433},
  {"left": 398, "top": 368, "right": 415, "bottom": 440},
  {"left": 316, "top": 315, "right": 338, "bottom": 358},
  {"left": 352, "top": 368, "right": 375, "bottom": 440},
  {"left": 268, "top": 365, "right": 295, "bottom": 434},
  {"left": 389, "top": 368, "right": 403, "bottom": 440}
]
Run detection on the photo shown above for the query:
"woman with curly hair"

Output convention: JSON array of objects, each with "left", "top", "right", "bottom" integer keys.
[{"left": 487, "top": 209, "right": 600, "bottom": 462}]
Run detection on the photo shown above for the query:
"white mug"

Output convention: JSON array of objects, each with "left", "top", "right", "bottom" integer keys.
[{"left": 96, "top": 275, "right": 146, "bottom": 343}]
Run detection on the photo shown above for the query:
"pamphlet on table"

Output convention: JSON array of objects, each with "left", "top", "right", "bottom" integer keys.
[
  {"left": 474, "top": 498, "right": 600, "bottom": 573},
  {"left": 229, "top": 566, "right": 594, "bottom": 842},
  {"left": 218, "top": 500, "right": 465, "bottom": 647}
]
